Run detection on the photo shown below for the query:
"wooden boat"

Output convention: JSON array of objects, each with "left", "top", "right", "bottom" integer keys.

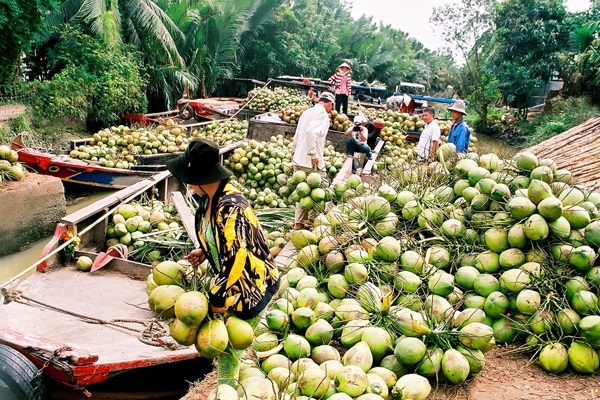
[
  {"left": 11, "top": 133, "right": 161, "bottom": 190},
  {"left": 0, "top": 170, "right": 206, "bottom": 397}
]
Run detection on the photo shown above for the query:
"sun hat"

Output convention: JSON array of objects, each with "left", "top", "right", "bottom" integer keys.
[
  {"left": 319, "top": 92, "right": 335, "bottom": 103},
  {"left": 337, "top": 62, "right": 352, "bottom": 71},
  {"left": 448, "top": 99, "right": 468, "bottom": 115},
  {"left": 166, "top": 138, "right": 232, "bottom": 185}
]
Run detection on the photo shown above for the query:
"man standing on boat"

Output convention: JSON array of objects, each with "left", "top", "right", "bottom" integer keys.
[
  {"left": 447, "top": 100, "right": 471, "bottom": 153},
  {"left": 291, "top": 91, "right": 335, "bottom": 231},
  {"left": 166, "top": 139, "right": 280, "bottom": 319},
  {"left": 416, "top": 107, "right": 440, "bottom": 162}
]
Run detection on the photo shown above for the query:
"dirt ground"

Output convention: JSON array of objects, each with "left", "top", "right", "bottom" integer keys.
[
  {"left": 181, "top": 344, "right": 600, "bottom": 400},
  {"left": 0, "top": 104, "right": 27, "bottom": 122}
]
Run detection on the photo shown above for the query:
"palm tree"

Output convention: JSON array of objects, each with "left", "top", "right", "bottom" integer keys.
[
  {"left": 43, "top": 0, "right": 189, "bottom": 110},
  {"left": 163, "top": 0, "right": 283, "bottom": 104}
]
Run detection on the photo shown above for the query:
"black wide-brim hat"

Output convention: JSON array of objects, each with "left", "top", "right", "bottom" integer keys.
[{"left": 166, "top": 138, "right": 232, "bottom": 185}]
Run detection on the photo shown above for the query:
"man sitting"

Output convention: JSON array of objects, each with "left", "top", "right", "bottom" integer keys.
[{"left": 345, "top": 116, "right": 373, "bottom": 173}]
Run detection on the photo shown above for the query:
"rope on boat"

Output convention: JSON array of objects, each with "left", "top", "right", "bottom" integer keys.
[{"left": 1, "top": 287, "right": 179, "bottom": 350}]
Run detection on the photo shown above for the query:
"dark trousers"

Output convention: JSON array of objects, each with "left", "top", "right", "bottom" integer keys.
[
  {"left": 335, "top": 94, "right": 349, "bottom": 115},
  {"left": 346, "top": 137, "right": 372, "bottom": 159}
]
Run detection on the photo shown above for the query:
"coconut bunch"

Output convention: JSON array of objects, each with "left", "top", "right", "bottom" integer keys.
[
  {"left": 285, "top": 170, "right": 336, "bottom": 214},
  {"left": 145, "top": 259, "right": 257, "bottom": 360},
  {"left": 72, "top": 123, "right": 190, "bottom": 169},
  {"left": 103, "top": 199, "right": 191, "bottom": 264},
  {"left": 190, "top": 119, "right": 248, "bottom": 146},
  {"left": 0, "top": 144, "right": 25, "bottom": 183},
  {"left": 243, "top": 87, "right": 313, "bottom": 112}
]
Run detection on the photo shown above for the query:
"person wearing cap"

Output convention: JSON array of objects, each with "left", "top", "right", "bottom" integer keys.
[
  {"left": 328, "top": 62, "right": 353, "bottom": 114},
  {"left": 344, "top": 115, "right": 372, "bottom": 173},
  {"left": 416, "top": 107, "right": 440, "bottom": 162},
  {"left": 166, "top": 139, "right": 280, "bottom": 319},
  {"left": 291, "top": 92, "right": 335, "bottom": 230},
  {"left": 447, "top": 99, "right": 471, "bottom": 153}
]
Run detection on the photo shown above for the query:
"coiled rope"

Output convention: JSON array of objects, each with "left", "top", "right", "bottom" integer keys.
[{"left": 1, "top": 286, "right": 178, "bottom": 350}]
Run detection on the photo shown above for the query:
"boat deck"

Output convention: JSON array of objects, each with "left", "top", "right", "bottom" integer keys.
[{"left": 0, "top": 264, "right": 200, "bottom": 386}]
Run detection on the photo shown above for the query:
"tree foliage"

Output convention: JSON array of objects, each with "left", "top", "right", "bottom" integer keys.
[
  {"left": 0, "top": 0, "right": 58, "bottom": 87},
  {"left": 431, "top": 0, "right": 499, "bottom": 127},
  {"left": 493, "top": 0, "right": 568, "bottom": 109},
  {"left": 30, "top": 25, "right": 147, "bottom": 127}
]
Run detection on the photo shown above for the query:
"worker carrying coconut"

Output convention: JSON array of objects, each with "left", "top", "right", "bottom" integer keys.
[
  {"left": 447, "top": 99, "right": 471, "bottom": 153},
  {"left": 166, "top": 139, "right": 280, "bottom": 320}
]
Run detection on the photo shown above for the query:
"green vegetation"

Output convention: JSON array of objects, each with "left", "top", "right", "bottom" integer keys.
[{"left": 0, "top": 0, "right": 598, "bottom": 148}]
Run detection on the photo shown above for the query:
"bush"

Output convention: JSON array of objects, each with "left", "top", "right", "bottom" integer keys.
[{"left": 30, "top": 26, "right": 147, "bottom": 128}]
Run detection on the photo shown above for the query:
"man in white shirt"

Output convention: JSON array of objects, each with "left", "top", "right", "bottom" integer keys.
[
  {"left": 291, "top": 91, "right": 335, "bottom": 230},
  {"left": 416, "top": 107, "right": 440, "bottom": 162}
]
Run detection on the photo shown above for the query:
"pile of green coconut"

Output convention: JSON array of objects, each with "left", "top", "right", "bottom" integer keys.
[{"left": 165, "top": 142, "right": 600, "bottom": 400}]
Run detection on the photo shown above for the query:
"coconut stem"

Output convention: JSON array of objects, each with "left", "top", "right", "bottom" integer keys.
[{"left": 217, "top": 313, "right": 263, "bottom": 387}]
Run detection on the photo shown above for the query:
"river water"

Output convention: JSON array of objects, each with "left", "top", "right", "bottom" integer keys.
[{"left": 0, "top": 190, "right": 115, "bottom": 286}]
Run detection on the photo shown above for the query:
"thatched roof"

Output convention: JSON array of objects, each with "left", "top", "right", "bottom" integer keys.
[{"left": 522, "top": 114, "right": 600, "bottom": 192}]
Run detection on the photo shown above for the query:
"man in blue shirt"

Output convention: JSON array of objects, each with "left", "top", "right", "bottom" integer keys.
[{"left": 447, "top": 100, "right": 470, "bottom": 153}]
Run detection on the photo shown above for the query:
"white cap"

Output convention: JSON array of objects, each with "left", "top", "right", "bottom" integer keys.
[{"left": 353, "top": 115, "right": 363, "bottom": 123}]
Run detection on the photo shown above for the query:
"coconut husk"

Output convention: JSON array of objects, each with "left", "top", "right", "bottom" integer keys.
[{"left": 521, "top": 114, "right": 600, "bottom": 192}]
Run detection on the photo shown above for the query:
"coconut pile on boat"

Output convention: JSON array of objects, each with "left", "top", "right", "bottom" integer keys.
[
  {"left": 103, "top": 199, "right": 190, "bottom": 264},
  {"left": 0, "top": 144, "right": 26, "bottom": 183},
  {"left": 70, "top": 120, "right": 190, "bottom": 169},
  {"left": 190, "top": 119, "right": 249, "bottom": 145},
  {"left": 242, "top": 87, "right": 313, "bottom": 112}
]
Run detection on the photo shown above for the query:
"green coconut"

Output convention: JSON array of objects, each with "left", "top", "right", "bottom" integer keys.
[
  {"left": 499, "top": 268, "right": 530, "bottom": 293},
  {"left": 554, "top": 168, "right": 572, "bottom": 184},
  {"left": 539, "top": 343, "right": 568, "bottom": 374},
  {"left": 508, "top": 223, "right": 528, "bottom": 248},
  {"left": 508, "top": 197, "right": 537, "bottom": 220},
  {"left": 442, "top": 349, "right": 470, "bottom": 384},
  {"left": 568, "top": 341, "right": 599, "bottom": 374},
  {"left": 557, "top": 308, "right": 581, "bottom": 335},
  {"left": 523, "top": 214, "right": 549, "bottom": 241},
  {"left": 454, "top": 266, "right": 480, "bottom": 290},
  {"left": 490, "top": 183, "right": 511, "bottom": 202},
  {"left": 548, "top": 216, "right": 571, "bottom": 239},
  {"left": 516, "top": 289, "right": 541, "bottom": 315},
  {"left": 455, "top": 158, "right": 479, "bottom": 178},
  {"left": 527, "top": 179, "right": 553, "bottom": 205},
  {"left": 492, "top": 317, "right": 518, "bottom": 344},
  {"left": 484, "top": 228, "right": 509, "bottom": 253},
  {"left": 572, "top": 290, "right": 599, "bottom": 316},
  {"left": 562, "top": 205, "right": 591, "bottom": 229},
  {"left": 474, "top": 251, "right": 500, "bottom": 273},
  {"left": 483, "top": 291, "right": 509, "bottom": 319},
  {"left": 394, "top": 337, "right": 427, "bottom": 365},
  {"left": 559, "top": 187, "right": 585, "bottom": 206},
  {"left": 569, "top": 245, "right": 596, "bottom": 271},
  {"left": 515, "top": 151, "right": 538, "bottom": 171},
  {"left": 579, "top": 315, "right": 600, "bottom": 347},
  {"left": 498, "top": 248, "right": 526, "bottom": 269},
  {"left": 540, "top": 195, "right": 566, "bottom": 222},
  {"left": 473, "top": 273, "right": 501, "bottom": 297},
  {"left": 530, "top": 166, "right": 554, "bottom": 184}
]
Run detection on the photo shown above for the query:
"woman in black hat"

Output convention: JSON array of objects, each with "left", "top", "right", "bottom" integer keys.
[{"left": 166, "top": 138, "right": 280, "bottom": 320}]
